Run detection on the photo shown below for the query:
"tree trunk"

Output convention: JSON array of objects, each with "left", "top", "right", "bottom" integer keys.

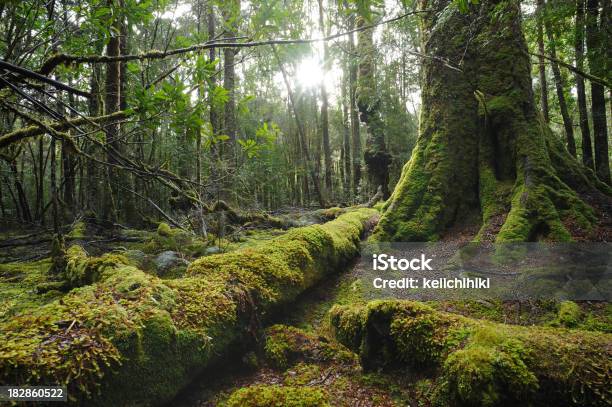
[
  {"left": 535, "top": 0, "right": 550, "bottom": 123},
  {"left": 356, "top": 13, "right": 391, "bottom": 199},
  {"left": 317, "top": 0, "right": 333, "bottom": 194},
  {"left": 347, "top": 18, "right": 361, "bottom": 199},
  {"left": 62, "top": 80, "right": 76, "bottom": 217},
  {"left": 37, "top": 135, "right": 45, "bottom": 224},
  {"left": 103, "top": 0, "right": 121, "bottom": 222},
  {"left": 342, "top": 73, "right": 352, "bottom": 200},
  {"left": 543, "top": 14, "right": 576, "bottom": 156},
  {"left": 575, "top": 0, "right": 594, "bottom": 169},
  {"left": 86, "top": 53, "right": 102, "bottom": 214},
  {"left": 222, "top": 0, "right": 239, "bottom": 160},
  {"left": 373, "top": 0, "right": 609, "bottom": 242},
  {"left": 207, "top": 6, "right": 218, "bottom": 132},
  {"left": 585, "top": 0, "right": 610, "bottom": 184},
  {"left": 9, "top": 160, "right": 31, "bottom": 223},
  {"left": 119, "top": 12, "right": 136, "bottom": 221}
]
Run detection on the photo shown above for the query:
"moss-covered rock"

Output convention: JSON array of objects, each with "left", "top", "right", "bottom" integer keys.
[
  {"left": 0, "top": 208, "right": 377, "bottom": 406},
  {"left": 330, "top": 300, "right": 611, "bottom": 406}
]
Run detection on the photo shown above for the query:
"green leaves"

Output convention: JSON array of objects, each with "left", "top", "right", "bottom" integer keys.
[
  {"left": 454, "top": 0, "right": 479, "bottom": 14},
  {"left": 238, "top": 121, "right": 281, "bottom": 159},
  {"left": 211, "top": 86, "right": 230, "bottom": 109}
]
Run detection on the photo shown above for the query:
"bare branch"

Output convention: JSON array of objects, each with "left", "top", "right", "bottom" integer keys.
[
  {"left": 528, "top": 51, "right": 611, "bottom": 89},
  {"left": 0, "top": 59, "right": 91, "bottom": 97}
]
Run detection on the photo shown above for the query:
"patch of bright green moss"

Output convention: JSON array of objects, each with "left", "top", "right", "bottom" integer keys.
[
  {"left": 556, "top": 301, "right": 582, "bottom": 328},
  {"left": 222, "top": 384, "right": 330, "bottom": 407}
]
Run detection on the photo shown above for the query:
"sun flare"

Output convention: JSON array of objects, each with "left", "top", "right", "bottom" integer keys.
[{"left": 295, "top": 56, "right": 325, "bottom": 89}]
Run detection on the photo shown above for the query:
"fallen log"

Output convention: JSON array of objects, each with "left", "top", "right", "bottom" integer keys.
[
  {"left": 330, "top": 300, "right": 611, "bottom": 407},
  {"left": 0, "top": 208, "right": 377, "bottom": 406}
]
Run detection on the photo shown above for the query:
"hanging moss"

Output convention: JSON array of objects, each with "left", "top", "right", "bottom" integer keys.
[{"left": 330, "top": 300, "right": 612, "bottom": 406}]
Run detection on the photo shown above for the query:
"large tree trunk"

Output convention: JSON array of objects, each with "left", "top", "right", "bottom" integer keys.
[
  {"left": 373, "top": 0, "right": 610, "bottom": 243},
  {"left": 575, "top": 0, "right": 594, "bottom": 169},
  {"left": 585, "top": 0, "right": 610, "bottom": 184}
]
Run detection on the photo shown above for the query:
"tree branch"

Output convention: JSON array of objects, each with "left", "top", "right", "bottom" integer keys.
[
  {"left": 38, "top": 9, "right": 437, "bottom": 74},
  {"left": 0, "top": 110, "right": 131, "bottom": 148},
  {"left": 528, "top": 51, "right": 611, "bottom": 89},
  {"left": 0, "top": 59, "right": 91, "bottom": 97}
]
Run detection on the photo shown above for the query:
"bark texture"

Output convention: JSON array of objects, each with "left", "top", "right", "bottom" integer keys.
[{"left": 374, "top": 0, "right": 610, "bottom": 242}]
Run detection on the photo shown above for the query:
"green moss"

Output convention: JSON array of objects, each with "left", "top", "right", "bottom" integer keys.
[
  {"left": 67, "top": 221, "right": 86, "bottom": 239},
  {"left": 331, "top": 300, "right": 612, "bottom": 406},
  {"left": 0, "top": 209, "right": 377, "bottom": 406},
  {"left": 556, "top": 301, "right": 582, "bottom": 328},
  {"left": 157, "top": 222, "right": 174, "bottom": 237},
  {"left": 222, "top": 385, "right": 330, "bottom": 407},
  {"left": 440, "top": 343, "right": 538, "bottom": 406},
  {"left": 63, "top": 245, "right": 129, "bottom": 288},
  {"left": 0, "top": 259, "right": 59, "bottom": 319},
  {"left": 264, "top": 325, "right": 356, "bottom": 369}
]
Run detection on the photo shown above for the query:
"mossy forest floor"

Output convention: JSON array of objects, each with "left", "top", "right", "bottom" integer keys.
[
  {"left": 1, "top": 209, "right": 610, "bottom": 406},
  {"left": 168, "top": 223, "right": 611, "bottom": 407}
]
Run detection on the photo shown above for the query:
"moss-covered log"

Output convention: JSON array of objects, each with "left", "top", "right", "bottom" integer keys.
[
  {"left": 374, "top": 0, "right": 611, "bottom": 242},
  {"left": 330, "top": 300, "right": 611, "bottom": 406},
  {"left": 0, "top": 209, "right": 376, "bottom": 406}
]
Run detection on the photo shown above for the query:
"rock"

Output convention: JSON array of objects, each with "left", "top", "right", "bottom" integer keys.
[
  {"left": 205, "top": 246, "right": 221, "bottom": 255},
  {"left": 153, "top": 251, "right": 189, "bottom": 276}
]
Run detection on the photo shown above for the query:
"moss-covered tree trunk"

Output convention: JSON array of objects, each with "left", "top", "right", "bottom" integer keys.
[{"left": 373, "top": 0, "right": 610, "bottom": 242}]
